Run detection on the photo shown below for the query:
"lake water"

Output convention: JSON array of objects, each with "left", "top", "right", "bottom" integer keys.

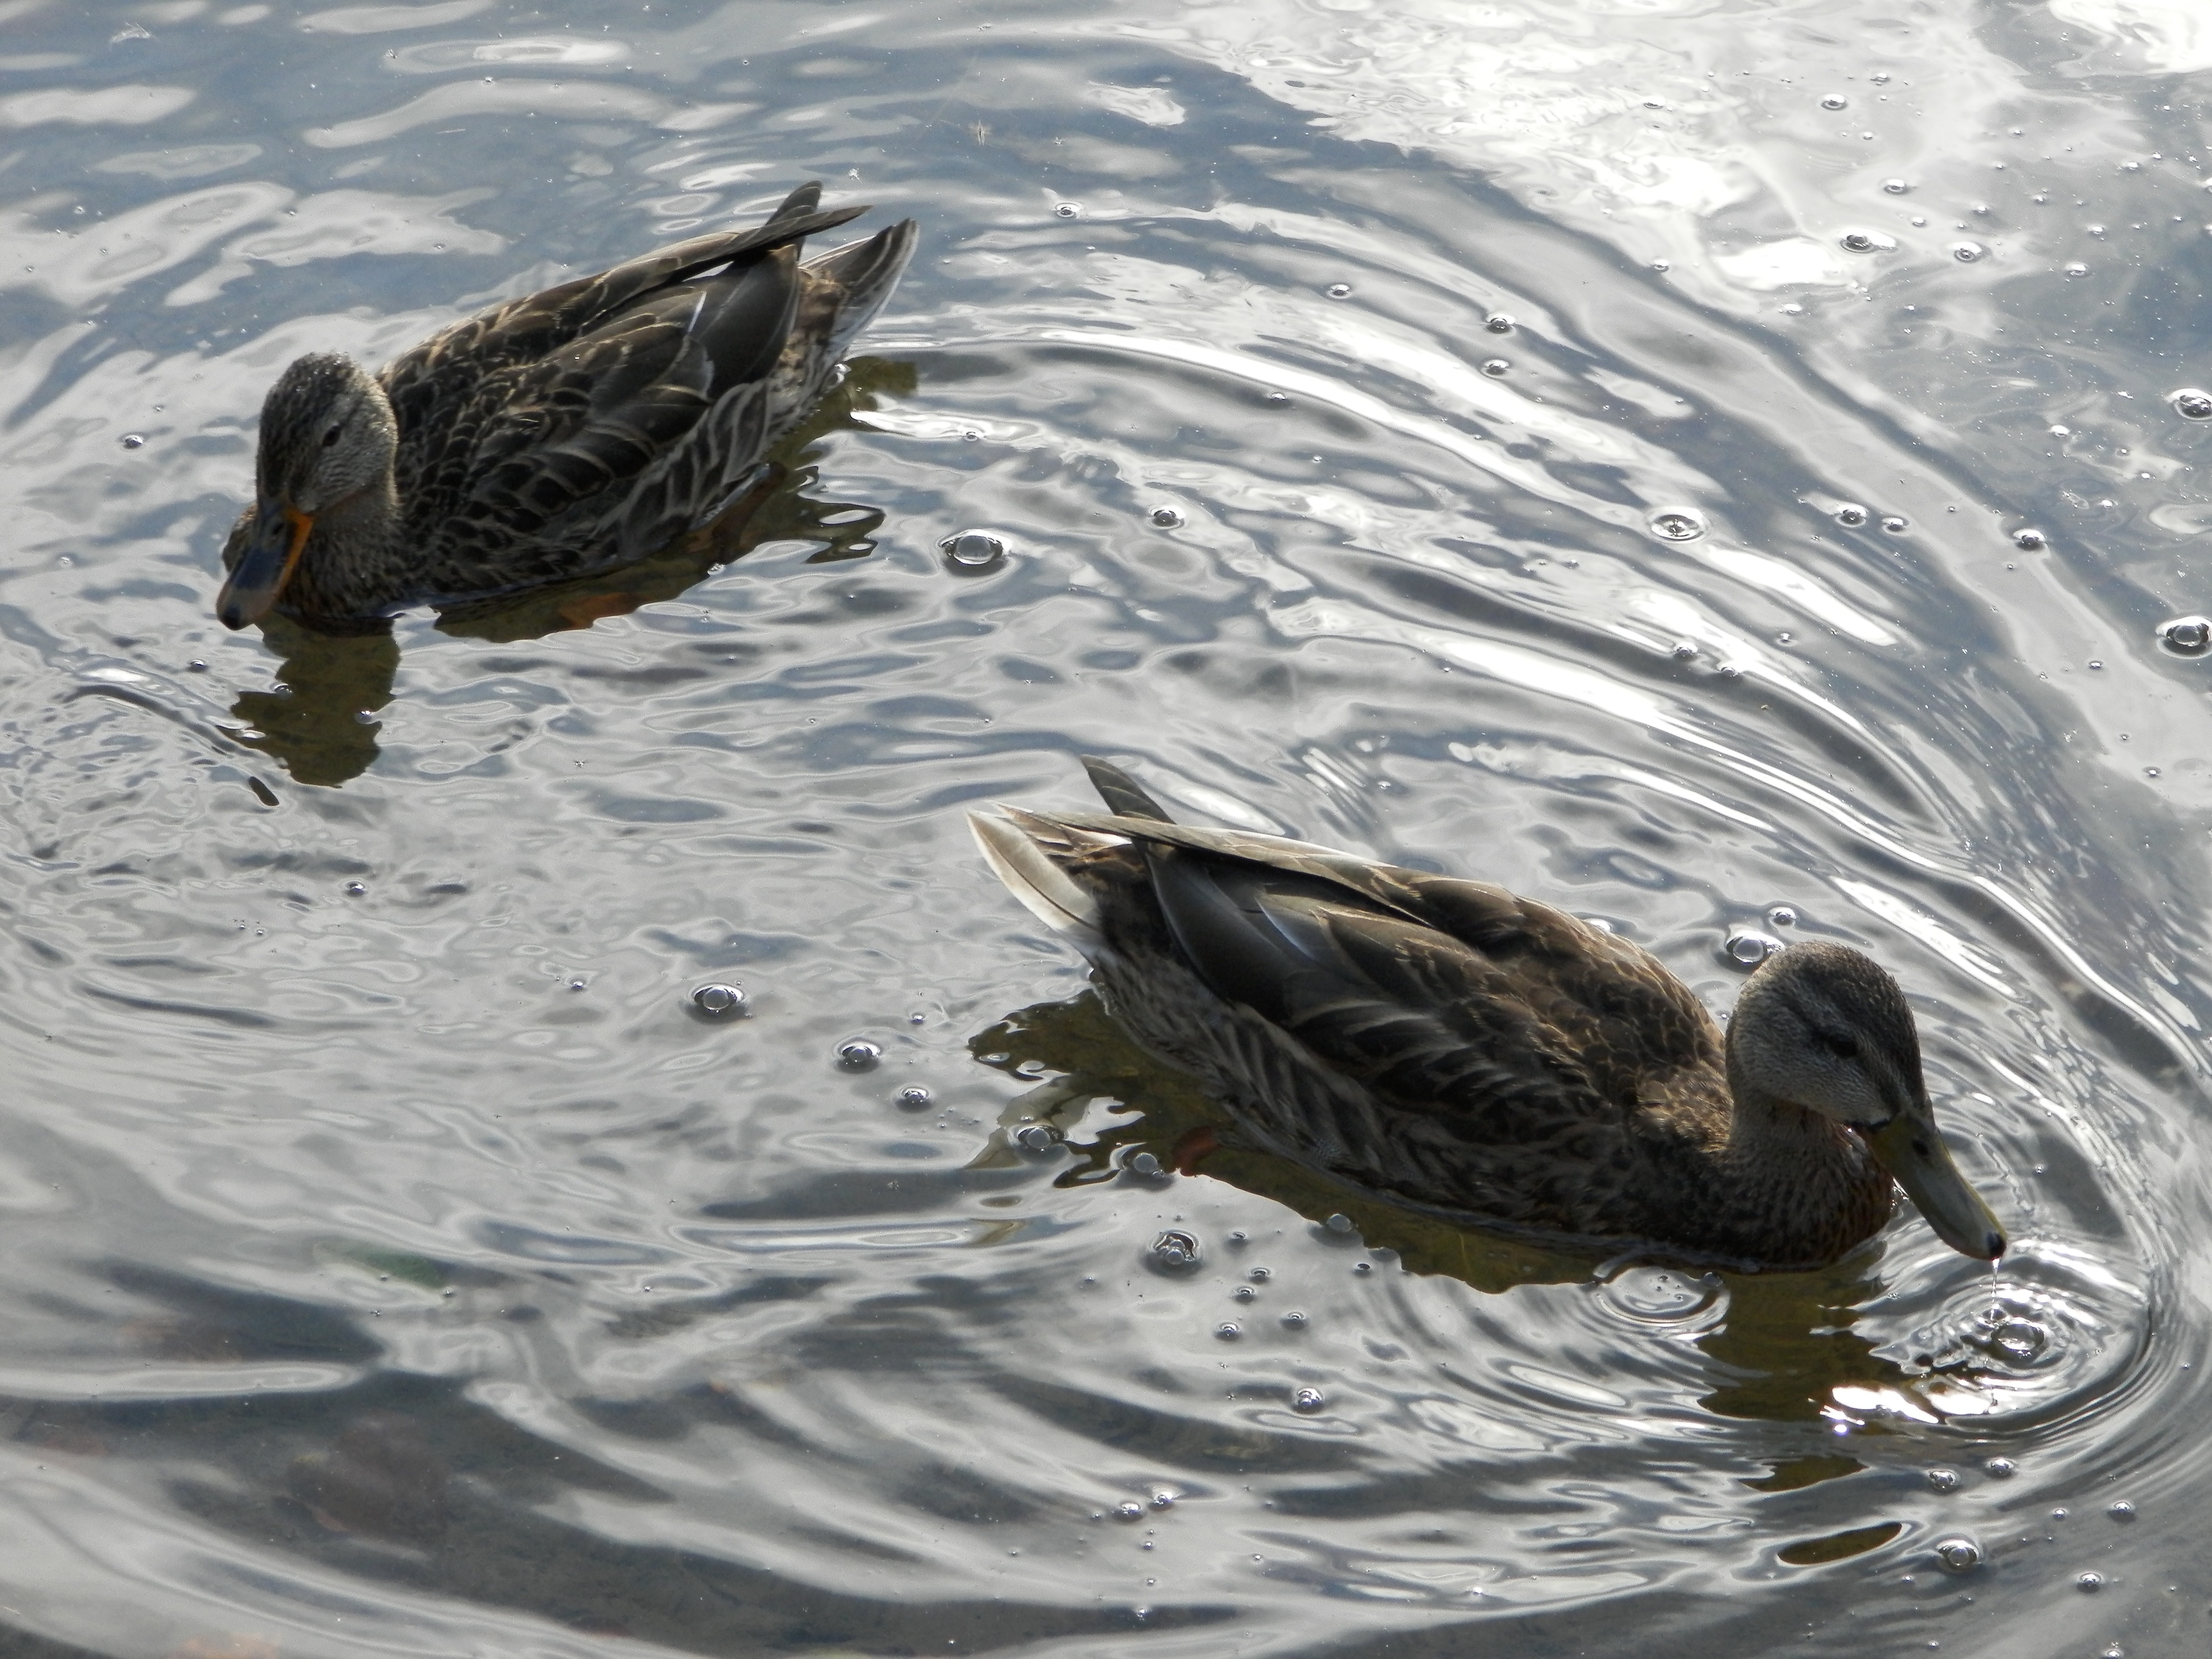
[{"left": 1, "top": 0, "right": 2208, "bottom": 1654}]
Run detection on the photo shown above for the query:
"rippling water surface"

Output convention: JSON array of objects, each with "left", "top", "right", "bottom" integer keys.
[{"left": 3, "top": 0, "right": 2211, "bottom": 1654}]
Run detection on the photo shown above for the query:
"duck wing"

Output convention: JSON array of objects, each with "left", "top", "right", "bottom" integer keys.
[
  {"left": 1051, "top": 770, "right": 1724, "bottom": 1137},
  {"left": 383, "top": 184, "right": 872, "bottom": 580}
]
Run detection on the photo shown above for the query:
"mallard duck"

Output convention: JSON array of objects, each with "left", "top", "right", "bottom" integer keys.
[
  {"left": 972, "top": 759, "right": 2007, "bottom": 1272},
  {"left": 215, "top": 183, "right": 915, "bottom": 633}
]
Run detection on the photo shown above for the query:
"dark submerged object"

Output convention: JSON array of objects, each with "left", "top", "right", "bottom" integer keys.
[
  {"left": 973, "top": 759, "right": 2006, "bottom": 1271},
  {"left": 217, "top": 182, "right": 916, "bottom": 632}
]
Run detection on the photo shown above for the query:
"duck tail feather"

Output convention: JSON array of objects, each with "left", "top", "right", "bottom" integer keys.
[
  {"left": 768, "top": 180, "right": 825, "bottom": 222},
  {"left": 1081, "top": 756, "right": 1174, "bottom": 822},
  {"left": 806, "top": 218, "right": 918, "bottom": 358},
  {"left": 970, "top": 811, "right": 1104, "bottom": 948}
]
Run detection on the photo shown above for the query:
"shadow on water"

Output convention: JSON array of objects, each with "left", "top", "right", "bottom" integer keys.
[
  {"left": 974, "top": 991, "right": 1915, "bottom": 1438},
  {"left": 230, "top": 358, "right": 916, "bottom": 787}
]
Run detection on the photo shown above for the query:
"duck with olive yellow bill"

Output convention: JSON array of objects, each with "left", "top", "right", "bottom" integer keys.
[
  {"left": 972, "top": 759, "right": 2007, "bottom": 1272},
  {"left": 216, "top": 183, "right": 916, "bottom": 634}
]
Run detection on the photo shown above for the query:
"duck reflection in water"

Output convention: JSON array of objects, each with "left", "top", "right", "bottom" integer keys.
[{"left": 227, "top": 355, "right": 914, "bottom": 788}]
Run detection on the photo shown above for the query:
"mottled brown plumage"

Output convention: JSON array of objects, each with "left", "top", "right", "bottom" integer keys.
[
  {"left": 973, "top": 759, "right": 2006, "bottom": 1271},
  {"left": 216, "top": 182, "right": 916, "bottom": 633}
]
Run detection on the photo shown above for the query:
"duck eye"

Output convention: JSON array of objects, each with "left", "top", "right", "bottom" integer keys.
[
  {"left": 1818, "top": 1030, "right": 1859, "bottom": 1060},
  {"left": 321, "top": 423, "right": 343, "bottom": 448}
]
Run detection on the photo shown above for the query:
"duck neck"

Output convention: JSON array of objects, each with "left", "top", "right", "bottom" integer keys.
[
  {"left": 297, "top": 469, "right": 402, "bottom": 621},
  {"left": 1719, "top": 1051, "right": 1889, "bottom": 1264}
]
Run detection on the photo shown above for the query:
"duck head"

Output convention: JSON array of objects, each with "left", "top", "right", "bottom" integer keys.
[
  {"left": 216, "top": 353, "right": 397, "bottom": 628},
  {"left": 1729, "top": 939, "right": 2007, "bottom": 1261}
]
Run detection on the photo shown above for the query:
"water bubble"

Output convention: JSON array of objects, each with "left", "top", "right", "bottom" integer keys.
[
  {"left": 1054, "top": 202, "right": 1081, "bottom": 219},
  {"left": 1324, "top": 282, "right": 1353, "bottom": 299},
  {"left": 1649, "top": 260, "right": 1670, "bottom": 273},
  {"left": 2064, "top": 261, "right": 2089, "bottom": 277},
  {"left": 835, "top": 1039, "right": 881, "bottom": 1071},
  {"left": 2108, "top": 1500, "right": 2136, "bottom": 1522},
  {"left": 1880, "top": 515, "right": 1909, "bottom": 534},
  {"left": 1324, "top": 1213, "right": 1355, "bottom": 1234},
  {"left": 2011, "top": 527, "right": 2047, "bottom": 551},
  {"left": 1932, "top": 1537, "right": 1982, "bottom": 1573},
  {"left": 896, "top": 1085, "right": 932, "bottom": 1110},
  {"left": 1230, "top": 1284, "right": 1255, "bottom": 1302},
  {"left": 1767, "top": 905, "right": 1798, "bottom": 928},
  {"left": 1882, "top": 178, "right": 1911, "bottom": 194},
  {"left": 1990, "top": 1316, "right": 2047, "bottom": 1361},
  {"left": 1983, "top": 1456, "right": 2017, "bottom": 1479},
  {"left": 1151, "top": 1229, "right": 1202, "bottom": 1270},
  {"left": 1279, "top": 1309, "right": 1308, "bottom": 1328},
  {"left": 1820, "top": 93, "right": 1849, "bottom": 110},
  {"left": 1479, "top": 358, "right": 1511, "bottom": 377},
  {"left": 1353, "top": 1261, "right": 1373, "bottom": 1274},
  {"left": 1648, "top": 508, "right": 1707, "bottom": 541},
  {"left": 1215, "top": 1322, "right": 1242, "bottom": 1340},
  {"left": 1149, "top": 505, "right": 1185, "bottom": 528},
  {"left": 2169, "top": 387, "right": 2212, "bottom": 420},
  {"left": 1484, "top": 312, "right": 1515, "bottom": 333},
  {"left": 1114, "top": 1501, "right": 1144, "bottom": 1521},
  {"left": 1151, "top": 1491, "right": 1176, "bottom": 1509},
  {"left": 1013, "top": 1123, "right": 1055, "bottom": 1152},
  {"left": 1671, "top": 642, "right": 1698, "bottom": 661},
  {"left": 1952, "top": 241, "right": 1986, "bottom": 263},
  {"left": 1292, "top": 1387, "right": 1325, "bottom": 1413},
  {"left": 1264, "top": 390, "right": 1290, "bottom": 407},
  {"left": 1227, "top": 1230, "right": 1249, "bottom": 1245},
  {"left": 1775, "top": 630, "right": 1793, "bottom": 645},
  {"left": 1128, "top": 1150, "right": 1164, "bottom": 1178},
  {"left": 344, "top": 881, "right": 366, "bottom": 896},
  {"left": 939, "top": 529, "right": 1008, "bottom": 570},
  {"left": 1839, "top": 230, "right": 1895, "bottom": 252},
  {"left": 120, "top": 432, "right": 145, "bottom": 449},
  {"left": 1725, "top": 929, "right": 1783, "bottom": 967},
  {"left": 1835, "top": 503, "right": 1869, "bottom": 527},
  {"left": 2077, "top": 1572, "right": 2104, "bottom": 1593},
  {"left": 961, "top": 429, "right": 980, "bottom": 441},
  {"left": 687, "top": 984, "right": 748, "bottom": 1020},
  {"left": 1926, "top": 1467, "right": 1960, "bottom": 1493}
]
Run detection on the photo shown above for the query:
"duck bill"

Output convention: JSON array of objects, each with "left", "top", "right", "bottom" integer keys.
[
  {"left": 216, "top": 499, "right": 313, "bottom": 629},
  {"left": 1866, "top": 1110, "right": 2006, "bottom": 1261}
]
